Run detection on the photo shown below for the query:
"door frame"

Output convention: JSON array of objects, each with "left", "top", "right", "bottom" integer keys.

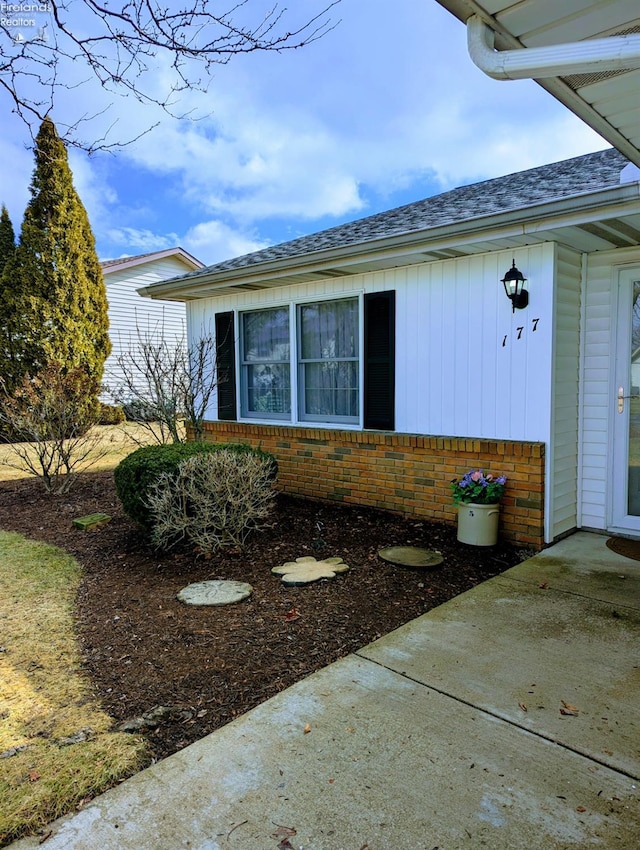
[{"left": 609, "top": 264, "right": 640, "bottom": 535}]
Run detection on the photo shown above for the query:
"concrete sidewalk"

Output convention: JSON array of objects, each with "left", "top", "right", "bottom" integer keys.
[{"left": 10, "top": 533, "right": 640, "bottom": 849}]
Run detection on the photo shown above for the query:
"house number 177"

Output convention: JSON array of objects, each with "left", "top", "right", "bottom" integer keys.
[{"left": 501, "top": 318, "right": 541, "bottom": 347}]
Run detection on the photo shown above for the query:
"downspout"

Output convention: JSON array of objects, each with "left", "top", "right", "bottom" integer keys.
[
  {"left": 576, "top": 252, "right": 588, "bottom": 535},
  {"left": 467, "top": 14, "right": 640, "bottom": 80}
]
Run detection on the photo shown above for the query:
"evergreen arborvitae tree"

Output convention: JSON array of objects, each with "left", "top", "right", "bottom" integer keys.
[
  {"left": 0, "top": 205, "right": 17, "bottom": 387},
  {"left": 0, "top": 205, "right": 15, "bottom": 275},
  {"left": 0, "top": 117, "right": 110, "bottom": 396}
]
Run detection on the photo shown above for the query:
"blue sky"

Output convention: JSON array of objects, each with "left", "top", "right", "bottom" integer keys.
[{"left": 0, "top": 0, "right": 607, "bottom": 266}]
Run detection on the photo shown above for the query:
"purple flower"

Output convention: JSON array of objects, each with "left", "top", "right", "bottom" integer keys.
[{"left": 451, "top": 468, "right": 507, "bottom": 505}]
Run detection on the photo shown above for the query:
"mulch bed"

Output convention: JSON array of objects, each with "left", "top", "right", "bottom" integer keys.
[{"left": 0, "top": 471, "right": 527, "bottom": 762}]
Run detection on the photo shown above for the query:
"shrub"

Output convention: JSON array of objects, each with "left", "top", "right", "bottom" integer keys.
[
  {"left": 121, "top": 398, "right": 164, "bottom": 423},
  {"left": 147, "top": 449, "right": 277, "bottom": 553},
  {"left": 108, "top": 328, "right": 219, "bottom": 443},
  {"left": 98, "top": 402, "right": 126, "bottom": 425},
  {"left": 114, "top": 441, "right": 277, "bottom": 529},
  {"left": 0, "top": 363, "right": 104, "bottom": 493}
]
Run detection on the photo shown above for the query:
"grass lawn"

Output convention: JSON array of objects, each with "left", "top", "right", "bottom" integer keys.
[
  {"left": 0, "top": 532, "right": 150, "bottom": 845},
  {"left": 0, "top": 422, "right": 160, "bottom": 484},
  {"left": 0, "top": 423, "right": 157, "bottom": 846}
]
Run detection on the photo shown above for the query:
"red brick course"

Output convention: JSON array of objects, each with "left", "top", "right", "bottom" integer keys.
[{"left": 200, "top": 422, "right": 546, "bottom": 548}]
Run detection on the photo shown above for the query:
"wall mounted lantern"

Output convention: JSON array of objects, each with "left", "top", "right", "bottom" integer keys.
[{"left": 501, "top": 259, "right": 528, "bottom": 312}]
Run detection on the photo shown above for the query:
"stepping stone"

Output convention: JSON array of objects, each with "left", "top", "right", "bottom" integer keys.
[
  {"left": 72, "top": 512, "right": 111, "bottom": 531},
  {"left": 177, "top": 580, "right": 252, "bottom": 606},
  {"left": 272, "top": 556, "right": 349, "bottom": 586},
  {"left": 378, "top": 546, "right": 444, "bottom": 568}
]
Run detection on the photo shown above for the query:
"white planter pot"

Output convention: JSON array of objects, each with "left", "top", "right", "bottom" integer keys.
[{"left": 457, "top": 503, "right": 500, "bottom": 546}]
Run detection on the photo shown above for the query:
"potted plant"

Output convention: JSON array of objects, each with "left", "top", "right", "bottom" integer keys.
[{"left": 451, "top": 469, "right": 507, "bottom": 546}]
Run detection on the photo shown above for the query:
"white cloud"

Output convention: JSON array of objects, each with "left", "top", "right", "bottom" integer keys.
[
  {"left": 67, "top": 151, "right": 119, "bottom": 229},
  {"left": 182, "top": 220, "right": 269, "bottom": 264},
  {"left": 375, "top": 78, "right": 606, "bottom": 190},
  {"left": 101, "top": 220, "right": 266, "bottom": 265},
  {"left": 0, "top": 0, "right": 613, "bottom": 266},
  {"left": 104, "top": 227, "right": 180, "bottom": 254},
  {"left": 115, "top": 103, "right": 366, "bottom": 223},
  {"left": 105, "top": 1, "right": 607, "bottom": 228}
]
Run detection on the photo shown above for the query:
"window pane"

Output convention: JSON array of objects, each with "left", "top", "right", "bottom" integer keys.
[
  {"left": 246, "top": 364, "right": 291, "bottom": 414},
  {"left": 300, "top": 299, "right": 358, "bottom": 360},
  {"left": 241, "top": 308, "right": 291, "bottom": 419},
  {"left": 303, "top": 361, "right": 358, "bottom": 418},
  {"left": 243, "top": 308, "right": 290, "bottom": 362}
]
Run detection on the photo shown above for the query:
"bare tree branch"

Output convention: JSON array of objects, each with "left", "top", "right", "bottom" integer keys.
[
  {"left": 105, "top": 322, "right": 223, "bottom": 444},
  {"left": 1, "top": 0, "right": 341, "bottom": 151},
  {"left": 0, "top": 363, "right": 107, "bottom": 494}
]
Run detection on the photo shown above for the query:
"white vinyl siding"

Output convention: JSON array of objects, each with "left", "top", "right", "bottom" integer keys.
[
  {"left": 550, "top": 245, "right": 582, "bottom": 540},
  {"left": 393, "top": 246, "right": 554, "bottom": 441},
  {"left": 103, "top": 256, "right": 188, "bottom": 397},
  {"left": 192, "top": 243, "right": 556, "bottom": 443}
]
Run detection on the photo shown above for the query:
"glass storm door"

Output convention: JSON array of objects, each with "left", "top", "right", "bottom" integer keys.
[{"left": 612, "top": 268, "right": 640, "bottom": 533}]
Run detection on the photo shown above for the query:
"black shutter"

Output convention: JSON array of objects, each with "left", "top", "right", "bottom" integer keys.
[
  {"left": 215, "top": 312, "right": 237, "bottom": 421},
  {"left": 364, "top": 290, "right": 395, "bottom": 430}
]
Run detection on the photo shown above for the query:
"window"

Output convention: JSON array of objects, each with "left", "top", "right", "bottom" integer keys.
[
  {"left": 298, "top": 298, "right": 359, "bottom": 423},
  {"left": 232, "top": 291, "right": 393, "bottom": 429},
  {"left": 240, "top": 307, "right": 291, "bottom": 419}
]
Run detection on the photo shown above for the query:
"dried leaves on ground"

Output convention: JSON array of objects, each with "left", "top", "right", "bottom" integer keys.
[{"left": 0, "top": 471, "right": 525, "bottom": 763}]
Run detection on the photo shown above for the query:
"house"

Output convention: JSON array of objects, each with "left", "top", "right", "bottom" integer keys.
[
  {"left": 138, "top": 149, "right": 640, "bottom": 548},
  {"left": 101, "top": 247, "right": 204, "bottom": 398}
]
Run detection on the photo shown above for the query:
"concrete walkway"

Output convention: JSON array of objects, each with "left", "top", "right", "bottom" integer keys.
[{"left": 10, "top": 533, "right": 640, "bottom": 849}]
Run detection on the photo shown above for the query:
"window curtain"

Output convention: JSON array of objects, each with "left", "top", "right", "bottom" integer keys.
[
  {"left": 242, "top": 308, "right": 290, "bottom": 415},
  {"left": 300, "top": 299, "right": 358, "bottom": 419}
]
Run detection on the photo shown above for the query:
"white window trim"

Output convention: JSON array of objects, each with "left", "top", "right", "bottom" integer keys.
[
  {"left": 239, "top": 305, "right": 292, "bottom": 421},
  {"left": 237, "top": 291, "right": 364, "bottom": 429},
  {"left": 296, "top": 297, "right": 360, "bottom": 425}
]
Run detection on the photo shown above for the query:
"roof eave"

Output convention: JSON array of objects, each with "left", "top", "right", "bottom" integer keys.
[
  {"left": 138, "top": 182, "right": 640, "bottom": 301},
  {"left": 535, "top": 76, "right": 640, "bottom": 169},
  {"left": 435, "top": 1, "right": 640, "bottom": 169},
  {"left": 102, "top": 247, "right": 205, "bottom": 275}
]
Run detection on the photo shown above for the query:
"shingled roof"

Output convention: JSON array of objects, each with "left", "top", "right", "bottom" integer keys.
[
  {"left": 101, "top": 247, "right": 203, "bottom": 272},
  {"left": 173, "top": 148, "right": 628, "bottom": 284}
]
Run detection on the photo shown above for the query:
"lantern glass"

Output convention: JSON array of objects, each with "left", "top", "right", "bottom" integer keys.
[{"left": 501, "top": 260, "right": 528, "bottom": 310}]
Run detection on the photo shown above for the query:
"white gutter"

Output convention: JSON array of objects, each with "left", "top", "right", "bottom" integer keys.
[{"left": 467, "top": 14, "right": 640, "bottom": 80}]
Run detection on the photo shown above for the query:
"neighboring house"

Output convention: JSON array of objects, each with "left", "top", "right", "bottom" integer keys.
[
  {"left": 138, "top": 149, "right": 640, "bottom": 548},
  {"left": 101, "top": 248, "right": 204, "bottom": 399}
]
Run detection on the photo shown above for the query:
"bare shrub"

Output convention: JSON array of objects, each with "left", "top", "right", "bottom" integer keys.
[
  {"left": 0, "top": 363, "right": 106, "bottom": 493},
  {"left": 147, "top": 449, "right": 276, "bottom": 553},
  {"left": 106, "top": 325, "right": 221, "bottom": 445}
]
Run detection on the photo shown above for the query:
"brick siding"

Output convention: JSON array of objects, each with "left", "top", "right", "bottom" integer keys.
[{"left": 200, "top": 422, "right": 546, "bottom": 548}]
